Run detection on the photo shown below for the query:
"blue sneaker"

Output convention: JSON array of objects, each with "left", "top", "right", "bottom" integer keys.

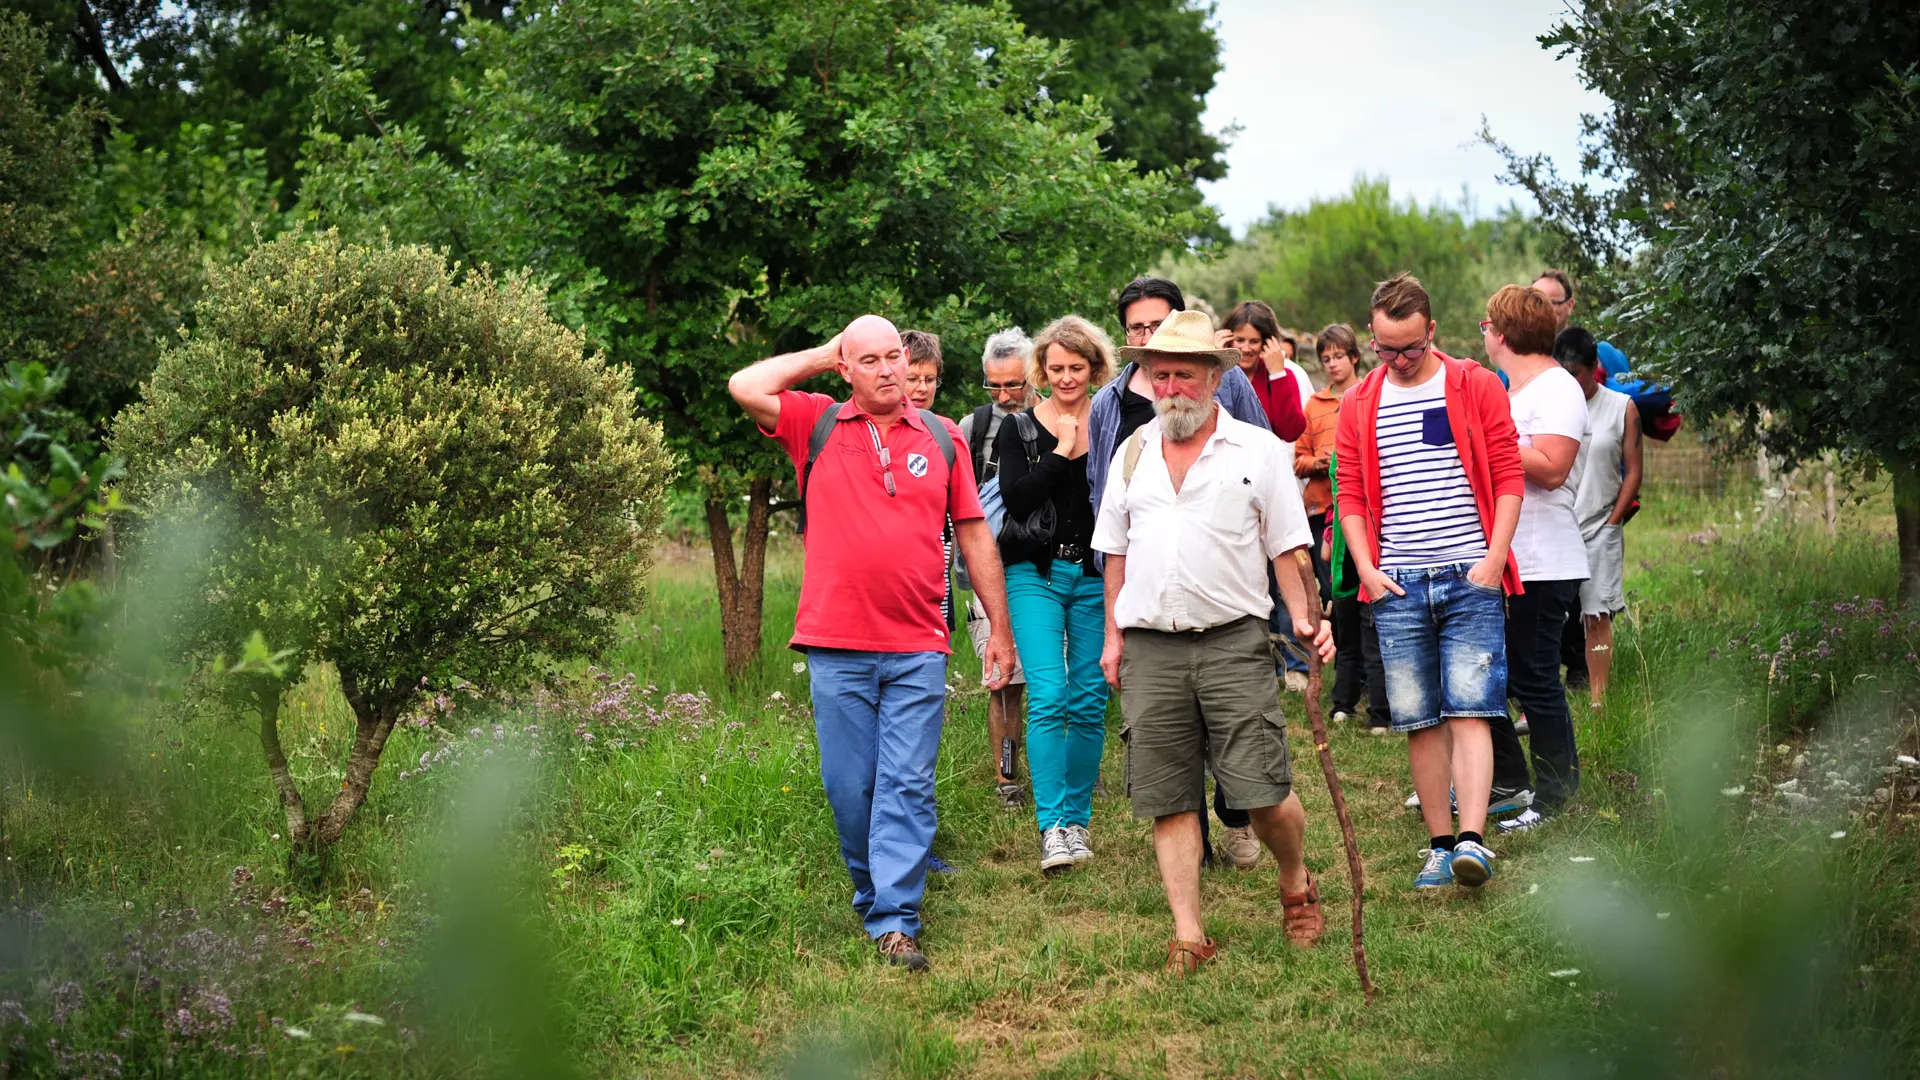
[
  {"left": 1451, "top": 840, "right": 1495, "bottom": 887},
  {"left": 927, "top": 854, "right": 957, "bottom": 875},
  {"left": 1413, "top": 847, "right": 1454, "bottom": 889}
]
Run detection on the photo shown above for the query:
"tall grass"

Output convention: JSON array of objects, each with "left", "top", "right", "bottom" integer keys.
[{"left": 0, "top": 482, "right": 1914, "bottom": 1077}]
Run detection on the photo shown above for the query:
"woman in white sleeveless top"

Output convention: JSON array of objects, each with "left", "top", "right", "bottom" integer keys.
[{"left": 1555, "top": 327, "right": 1642, "bottom": 706}]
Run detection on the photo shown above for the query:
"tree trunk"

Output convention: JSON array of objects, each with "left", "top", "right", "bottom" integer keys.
[
  {"left": 707, "top": 476, "right": 775, "bottom": 677},
  {"left": 256, "top": 682, "right": 309, "bottom": 846},
  {"left": 1894, "top": 460, "right": 1920, "bottom": 607},
  {"left": 314, "top": 698, "right": 398, "bottom": 847}
]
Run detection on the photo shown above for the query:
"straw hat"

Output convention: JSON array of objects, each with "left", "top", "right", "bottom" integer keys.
[{"left": 1119, "top": 308, "right": 1241, "bottom": 366}]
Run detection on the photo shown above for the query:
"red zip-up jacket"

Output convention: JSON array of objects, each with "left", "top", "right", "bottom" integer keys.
[
  {"left": 1246, "top": 364, "right": 1307, "bottom": 442},
  {"left": 1333, "top": 353, "right": 1525, "bottom": 601}
]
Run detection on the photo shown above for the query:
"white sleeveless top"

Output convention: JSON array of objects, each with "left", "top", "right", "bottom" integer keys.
[{"left": 1573, "top": 386, "right": 1632, "bottom": 540}]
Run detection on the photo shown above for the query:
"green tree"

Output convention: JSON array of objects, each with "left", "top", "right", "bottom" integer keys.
[
  {"left": 1165, "top": 177, "right": 1544, "bottom": 361},
  {"left": 998, "top": 0, "right": 1226, "bottom": 231},
  {"left": 296, "top": 0, "right": 1203, "bottom": 675},
  {"left": 1488, "top": 0, "right": 1920, "bottom": 601},
  {"left": 113, "top": 231, "right": 674, "bottom": 870}
]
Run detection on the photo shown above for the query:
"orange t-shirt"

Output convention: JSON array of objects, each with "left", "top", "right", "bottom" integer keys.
[{"left": 1294, "top": 387, "right": 1344, "bottom": 516}]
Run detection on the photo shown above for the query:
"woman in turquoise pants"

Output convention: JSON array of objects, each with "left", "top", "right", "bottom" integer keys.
[{"left": 994, "top": 315, "right": 1114, "bottom": 874}]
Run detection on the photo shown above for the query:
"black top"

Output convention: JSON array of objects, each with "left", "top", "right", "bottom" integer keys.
[
  {"left": 1118, "top": 383, "right": 1158, "bottom": 446},
  {"left": 996, "top": 412, "right": 1096, "bottom": 577}
]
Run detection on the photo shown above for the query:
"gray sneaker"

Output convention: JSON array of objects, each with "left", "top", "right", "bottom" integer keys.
[
  {"left": 1488, "top": 786, "right": 1534, "bottom": 816},
  {"left": 1220, "top": 825, "right": 1262, "bottom": 869},
  {"left": 1064, "top": 824, "right": 1094, "bottom": 864},
  {"left": 1040, "top": 826, "right": 1076, "bottom": 874}
]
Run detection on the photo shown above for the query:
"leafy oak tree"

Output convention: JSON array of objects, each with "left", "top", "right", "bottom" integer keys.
[
  {"left": 297, "top": 0, "right": 1205, "bottom": 675},
  {"left": 114, "top": 231, "right": 673, "bottom": 871},
  {"left": 1489, "top": 0, "right": 1920, "bottom": 600}
]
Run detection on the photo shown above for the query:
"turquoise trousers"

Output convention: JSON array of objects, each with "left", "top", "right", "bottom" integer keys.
[{"left": 1004, "top": 560, "right": 1109, "bottom": 831}]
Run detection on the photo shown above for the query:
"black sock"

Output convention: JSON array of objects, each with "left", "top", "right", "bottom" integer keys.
[
  {"left": 1429, "top": 834, "right": 1456, "bottom": 852},
  {"left": 1458, "top": 831, "right": 1483, "bottom": 847}
]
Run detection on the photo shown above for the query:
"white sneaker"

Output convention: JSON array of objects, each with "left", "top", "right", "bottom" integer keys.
[
  {"left": 1284, "top": 670, "right": 1309, "bottom": 693},
  {"left": 1331, "top": 710, "right": 1351, "bottom": 723},
  {"left": 1497, "top": 808, "right": 1552, "bottom": 835},
  {"left": 1064, "top": 824, "right": 1094, "bottom": 864},
  {"left": 1040, "top": 826, "right": 1076, "bottom": 873}
]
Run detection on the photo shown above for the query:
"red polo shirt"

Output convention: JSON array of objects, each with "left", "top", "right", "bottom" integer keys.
[{"left": 765, "top": 390, "right": 984, "bottom": 653}]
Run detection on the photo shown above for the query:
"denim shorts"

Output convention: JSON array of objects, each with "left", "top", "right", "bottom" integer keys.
[{"left": 1369, "top": 563, "right": 1508, "bottom": 733}]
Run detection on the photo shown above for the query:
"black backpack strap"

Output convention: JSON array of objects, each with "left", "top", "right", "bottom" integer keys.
[
  {"left": 965, "top": 404, "right": 995, "bottom": 480},
  {"left": 798, "top": 401, "right": 844, "bottom": 534}
]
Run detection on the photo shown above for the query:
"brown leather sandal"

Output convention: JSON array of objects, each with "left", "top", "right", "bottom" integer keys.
[
  {"left": 1163, "top": 936, "right": 1217, "bottom": 976},
  {"left": 1281, "top": 873, "right": 1325, "bottom": 948}
]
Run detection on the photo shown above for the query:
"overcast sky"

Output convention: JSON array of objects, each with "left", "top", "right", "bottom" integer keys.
[{"left": 1197, "top": 0, "right": 1609, "bottom": 235}]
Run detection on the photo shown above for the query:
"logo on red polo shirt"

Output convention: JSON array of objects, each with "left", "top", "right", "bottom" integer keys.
[{"left": 906, "top": 452, "right": 929, "bottom": 478}]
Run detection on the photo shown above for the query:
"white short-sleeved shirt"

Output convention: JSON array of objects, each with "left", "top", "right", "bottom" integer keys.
[
  {"left": 1093, "top": 412, "right": 1312, "bottom": 632},
  {"left": 1509, "top": 366, "right": 1592, "bottom": 581}
]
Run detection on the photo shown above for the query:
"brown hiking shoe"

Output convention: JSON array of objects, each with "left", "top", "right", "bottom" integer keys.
[
  {"left": 1163, "top": 937, "right": 1217, "bottom": 976},
  {"left": 1281, "top": 873, "right": 1325, "bottom": 948},
  {"left": 876, "top": 931, "right": 929, "bottom": 972}
]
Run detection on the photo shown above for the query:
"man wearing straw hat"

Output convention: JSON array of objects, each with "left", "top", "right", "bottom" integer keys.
[{"left": 1092, "top": 310, "right": 1335, "bottom": 974}]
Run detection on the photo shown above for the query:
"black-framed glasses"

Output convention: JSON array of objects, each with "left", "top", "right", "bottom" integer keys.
[
  {"left": 1369, "top": 338, "right": 1431, "bottom": 362},
  {"left": 1124, "top": 318, "right": 1165, "bottom": 340},
  {"left": 1547, "top": 295, "right": 1573, "bottom": 308},
  {"left": 982, "top": 380, "right": 1028, "bottom": 393}
]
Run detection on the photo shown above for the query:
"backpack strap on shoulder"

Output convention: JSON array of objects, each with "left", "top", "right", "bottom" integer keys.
[
  {"left": 1121, "top": 427, "right": 1148, "bottom": 488},
  {"left": 925, "top": 413, "right": 956, "bottom": 469},
  {"left": 1011, "top": 410, "right": 1043, "bottom": 464},
  {"left": 798, "top": 402, "right": 844, "bottom": 534}
]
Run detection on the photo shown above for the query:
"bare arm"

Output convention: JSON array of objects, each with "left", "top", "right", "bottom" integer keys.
[
  {"left": 1099, "top": 554, "right": 1127, "bottom": 690},
  {"left": 1609, "top": 405, "right": 1644, "bottom": 525},
  {"left": 953, "top": 519, "right": 1016, "bottom": 689},
  {"left": 1272, "top": 548, "right": 1335, "bottom": 661},
  {"left": 1518, "top": 433, "right": 1581, "bottom": 490},
  {"left": 1341, "top": 513, "right": 1404, "bottom": 600},
  {"left": 727, "top": 335, "right": 842, "bottom": 430}
]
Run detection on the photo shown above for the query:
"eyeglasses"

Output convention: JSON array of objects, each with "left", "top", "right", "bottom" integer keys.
[
  {"left": 982, "top": 380, "right": 1027, "bottom": 393},
  {"left": 1548, "top": 295, "right": 1573, "bottom": 308},
  {"left": 904, "top": 375, "right": 940, "bottom": 389},
  {"left": 1124, "top": 319, "right": 1165, "bottom": 341},
  {"left": 1369, "top": 338, "right": 1430, "bottom": 362},
  {"left": 1479, "top": 319, "right": 1494, "bottom": 334}
]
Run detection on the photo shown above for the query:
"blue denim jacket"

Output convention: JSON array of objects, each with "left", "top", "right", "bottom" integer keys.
[{"left": 1086, "top": 362, "right": 1272, "bottom": 569}]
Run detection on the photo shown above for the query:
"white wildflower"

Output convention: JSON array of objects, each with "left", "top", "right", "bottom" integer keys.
[
  {"left": 283, "top": 1027, "right": 311, "bottom": 1039},
  {"left": 343, "top": 1012, "right": 384, "bottom": 1027},
  {"left": 1569, "top": 856, "right": 1596, "bottom": 864},
  {"left": 1549, "top": 968, "right": 1581, "bottom": 979},
  {"left": 1830, "top": 830, "right": 1847, "bottom": 840}
]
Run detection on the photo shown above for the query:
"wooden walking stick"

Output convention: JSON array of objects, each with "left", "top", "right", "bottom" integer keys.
[{"left": 1287, "top": 550, "right": 1375, "bottom": 1004}]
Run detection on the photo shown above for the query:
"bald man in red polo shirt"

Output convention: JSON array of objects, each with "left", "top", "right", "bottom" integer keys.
[{"left": 731, "top": 315, "right": 1016, "bottom": 973}]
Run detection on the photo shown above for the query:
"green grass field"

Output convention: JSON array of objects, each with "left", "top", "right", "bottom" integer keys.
[{"left": 3, "top": 482, "right": 1917, "bottom": 1078}]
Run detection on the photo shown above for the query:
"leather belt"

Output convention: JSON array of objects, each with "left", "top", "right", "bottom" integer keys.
[{"left": 1055, "top": 543, "right": 1088, "bottom": 564}]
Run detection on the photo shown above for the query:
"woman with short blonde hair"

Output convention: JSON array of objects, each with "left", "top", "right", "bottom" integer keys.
[{"left": 998, "top": 314, "right": 1115, "bottom": 873}]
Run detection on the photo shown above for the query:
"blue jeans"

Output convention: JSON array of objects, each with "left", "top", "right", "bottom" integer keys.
[
  {"left": 1004, "top": 561, "right": 1109, "bottom": 831},
  {"left": 1369, "top": 563, "right": 1508, "bottom": 733},
  {"left": 808, "top": 648, "right": 948, "bottom": 939}
]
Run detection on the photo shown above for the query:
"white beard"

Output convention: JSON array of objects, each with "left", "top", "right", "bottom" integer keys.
[{"left": 1155, "top": 393, "right": 1214, "bottom": 442}]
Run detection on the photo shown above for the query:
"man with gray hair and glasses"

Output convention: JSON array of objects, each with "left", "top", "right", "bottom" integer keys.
[{"left": 958, "top": 328, "right": 1038, "bottom": 809}]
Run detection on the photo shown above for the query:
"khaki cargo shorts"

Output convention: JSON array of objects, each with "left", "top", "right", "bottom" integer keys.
[{"left": 1118, "top": 615, "right": 1293, "bottom": 820}]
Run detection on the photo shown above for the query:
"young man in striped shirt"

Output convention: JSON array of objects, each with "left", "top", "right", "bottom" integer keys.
[{"left": 1334, "top": 274, "right": 1525, "bottom": 891}]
